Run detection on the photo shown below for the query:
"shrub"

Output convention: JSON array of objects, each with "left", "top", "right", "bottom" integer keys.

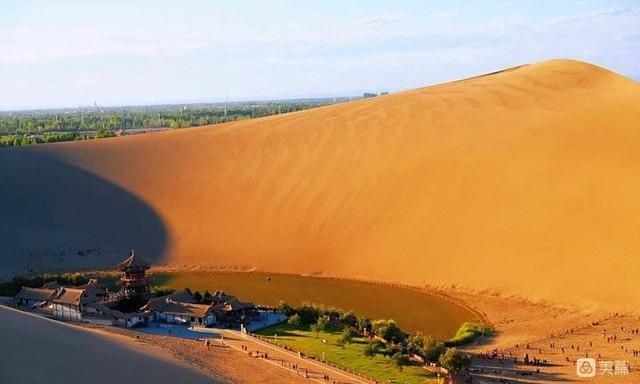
[{"left": 446, "top": 322, "right": 494, "bottom": 346}]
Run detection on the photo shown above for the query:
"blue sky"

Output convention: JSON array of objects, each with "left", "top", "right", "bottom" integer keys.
[{"left": 0, "top": 0, "right": 638, "bottom": 110}]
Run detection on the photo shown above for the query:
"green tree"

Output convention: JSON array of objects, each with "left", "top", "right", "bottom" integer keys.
[
  {"left": 407, "top": 333, "right": 426, "bottom": 356},
  {"left": 364, "top": 341, "right": 377, "bottom": 359},
  {"left": 372, "top": 319, "right": 406, "bottom": 344},
  {"left": 357, "top": 317, "right": 371, "bottom": 333},
  {"left": 340, "top": 311, "right": 358, "bottom": 327},
  {"left": 336, "top": 327, "right": 357, "bottom": 347},
  {"left": 311, "top": 316, "right": 328, "bottom": 338},
  {"left": 278, "top": 301, "right": 294, "bottom": 317},
  {"left": 438, "top": 348, "right": 471, "bottom": 374},
  {"left": 95, "top": 127, "right": 115, "bottom": 138},
  {"left": 391, "top": 351, "right": 408, "bottom": 372},
  {"left": 298, "top": 303, "right": 321, "bottom": 325},
  {"left": 423, "top": 336, "right": 446, "bottom": 362},
  {"left": 287, "top": 313, "right": 302, "bottom": 328}
]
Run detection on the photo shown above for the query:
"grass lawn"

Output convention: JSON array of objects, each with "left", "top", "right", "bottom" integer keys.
[{"left": 256, "top": 323, "right": 439, "bottom": 384}]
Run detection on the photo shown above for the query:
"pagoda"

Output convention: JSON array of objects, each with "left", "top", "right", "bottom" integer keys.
[{"left": 116, "top": 250, "right": 150, "bottom": 299}]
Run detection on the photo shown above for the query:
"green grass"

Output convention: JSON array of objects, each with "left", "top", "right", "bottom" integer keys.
[
  {"left": 445, "top": 322, "right": 494, "bottom": 346},
  {"left": 256, "top": 323, "right": 438, "bottom": 384}
]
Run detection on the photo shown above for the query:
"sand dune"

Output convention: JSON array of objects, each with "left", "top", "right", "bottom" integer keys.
[
  {"left": 0, "top": 306, "right": 215, "bottom": 384},
  {"left": 1, "top": 59, "right": 639, "bottom": 309}
]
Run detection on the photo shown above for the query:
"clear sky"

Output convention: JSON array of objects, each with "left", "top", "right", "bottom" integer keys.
[{"left": 1, "top": 0, "right": 638, "bottom": 110}]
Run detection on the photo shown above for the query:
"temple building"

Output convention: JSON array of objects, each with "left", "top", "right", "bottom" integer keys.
[
  {"left": 13, "top": 250, "right": 259, "bottom": 329},
  {"left": 52, "top": 287, "right": 87, "bottom": 321},
  {"left": 141, "top": 290, "right": 217, "bottom": 327},
  {"left": 15, "top": 287, "right": 58, "bottom": 308},
  {"left": 116, "top": 250, "right": 150, "bottom": 299}
]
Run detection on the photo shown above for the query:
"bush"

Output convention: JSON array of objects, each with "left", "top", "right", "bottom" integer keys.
[{"left": 446, "top": 322, "right": 494, "bottom": 346}]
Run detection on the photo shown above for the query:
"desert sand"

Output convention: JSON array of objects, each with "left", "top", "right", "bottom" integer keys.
[
  {"left": 0, "top": 306, "right": 217, "bottom": 384},
  {"left": 1, "top": 59, "right": 639, "bottom": 311},
  {"left": 444, "top": 288, "right": 640, "bottom": 383}
]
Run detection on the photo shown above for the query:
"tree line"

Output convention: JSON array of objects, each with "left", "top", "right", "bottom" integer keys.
[
  {"left": 0, "top": 101, "right": 335, "bottom": 148},
  {"left": 278, "top": 301, "right": 482, "bottom": 374}
]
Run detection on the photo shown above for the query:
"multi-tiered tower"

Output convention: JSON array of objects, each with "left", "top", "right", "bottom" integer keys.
[{"left": 116, "top": 250, "right": 150, "bottom": 299}]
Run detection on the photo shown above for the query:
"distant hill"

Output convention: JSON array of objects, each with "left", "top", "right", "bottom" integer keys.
[{"left": 1, "top": 59, "right": 639, "bottom": 310}]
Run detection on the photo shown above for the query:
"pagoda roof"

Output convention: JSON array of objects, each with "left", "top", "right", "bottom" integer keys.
[{"left": 117, "top": 251, "right": 150, "bottom": 270}]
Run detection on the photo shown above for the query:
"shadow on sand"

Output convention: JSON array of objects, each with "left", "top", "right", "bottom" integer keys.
[
  {"left": 470, "top": 358, "right": 569, "bottom": 383},
  {"left": 0, "top": 145, "right": 168, "bottom": 277}
]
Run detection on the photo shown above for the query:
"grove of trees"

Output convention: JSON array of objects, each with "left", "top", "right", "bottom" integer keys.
[{"left": 0, "top": 99, "right": 341, "bottom": 148}]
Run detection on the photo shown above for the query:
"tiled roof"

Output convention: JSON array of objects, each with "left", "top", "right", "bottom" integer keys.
[
  {"left": 78, "top": 279, "right": 106, "bottom": 299},
  {"left": 213, "top": 298, "right": 253, "bottom": 313},
  {"left": 15, "top": 287, "right": 57, "bottom": 301},
  {"left": 53, "top": 287, "right": 85, "bottom": 305},
  {"left": 42, "top": 281, "right": 61, "bottom": 289},
  {"left": 211, "top": 290, "right": 236, "bottom": 303},
  {"left": 142, "top": 297, "right": 214, "bottom": 318}
]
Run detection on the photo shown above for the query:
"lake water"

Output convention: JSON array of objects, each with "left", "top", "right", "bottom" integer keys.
[{"left": 152, "top": 271, "right": 477, "bottom": 340}]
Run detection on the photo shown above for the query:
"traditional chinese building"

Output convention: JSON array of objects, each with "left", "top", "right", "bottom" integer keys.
[
  {"left": 52, "top": 287, "right": 86, "bottom": 321},
  {"left": 141, "top": 290, "right": 217, "bottom": 327},
  {"left": 15, "top": 287, "right": 58, "bottom": 308},
  {"left": 116, "top": 250, "right": 150, "bottom": 299}
]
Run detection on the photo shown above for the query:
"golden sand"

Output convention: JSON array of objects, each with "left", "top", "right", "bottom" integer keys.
[{"left": 2, "top": 59, "right": 639, "bottom": 311}]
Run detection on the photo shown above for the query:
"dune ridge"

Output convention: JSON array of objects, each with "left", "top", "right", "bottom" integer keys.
[{"left": 2, "top": 59, "right": 639, "bottom": 310}]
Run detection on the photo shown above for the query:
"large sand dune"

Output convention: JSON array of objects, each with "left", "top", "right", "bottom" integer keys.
[
  {"left": 0, "top": 306, "right": 215, "bottom": 384},
  {"left": 1, "top": 59, "right": 639, "bottom": 309}
]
